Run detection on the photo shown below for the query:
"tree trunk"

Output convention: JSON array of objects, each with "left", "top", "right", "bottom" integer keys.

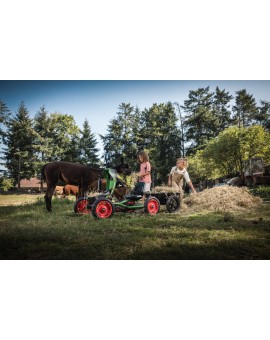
[{"left": 17, "top": 159, "right": 21, "bottom": 190}]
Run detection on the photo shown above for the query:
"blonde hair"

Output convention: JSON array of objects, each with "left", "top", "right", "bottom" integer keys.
[
  {"left": 137, "top": 150, "right": 149, "bottom": 162},
  {"left": 177, "top": 158, "right": 188, "bottom": 168}
]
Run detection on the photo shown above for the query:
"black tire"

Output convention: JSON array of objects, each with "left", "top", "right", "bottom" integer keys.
[
  {"left": 166, "top": 195, "right": 180, "bottom": 213},
  {"left": 92, "top": 198, "right": 115, "bottom": 219},
  {"left": 74, "top": 197, "right": 91, "bottom": 214},
  {"left": 144, "top": 196, "right": 160, "bottom": 215}
]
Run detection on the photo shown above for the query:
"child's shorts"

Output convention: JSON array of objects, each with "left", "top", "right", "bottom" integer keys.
[
  {"left": 143, "top": 182, "right": 151, "bottom": 193},
  {"left": 132, "top": 182, "right": 151, "bottom": 195}
]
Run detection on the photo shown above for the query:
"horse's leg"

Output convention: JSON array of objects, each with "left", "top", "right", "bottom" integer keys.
[
  {"left": 65, "top": 187, "right": 70, "bottom": 197},
  {"left": 78, "top": 184, "right": 83, "bottom": 198},
  {"left": 45, "top": 183, "right": 57, "bottom": 212},
  {"left": 81, "top": 181, "right": 89, "bottom": 197}
]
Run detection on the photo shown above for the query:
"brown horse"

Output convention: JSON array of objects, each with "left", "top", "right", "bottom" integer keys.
[
  {"left": 62, "top": 184, "right": 79, "bottom": 198},
  {"left": 41, "top": 161, "right": 131, "bottom": 211}
]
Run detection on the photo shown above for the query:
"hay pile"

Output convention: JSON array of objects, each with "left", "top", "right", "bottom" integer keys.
[
  {"left": 183, "top": 185, "right": 262, "bottom": 213},
  {"left": 152, "top": 186, "right": 179, "bottom": 193}
]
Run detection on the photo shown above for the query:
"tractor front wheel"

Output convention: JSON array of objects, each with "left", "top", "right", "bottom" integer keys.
[{"left": 74, "top": 197, "right": 91, "bottom": 214}]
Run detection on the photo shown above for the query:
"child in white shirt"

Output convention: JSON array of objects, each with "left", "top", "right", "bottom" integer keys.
[{"left": 168, "top": 158, "right": 196, "bottom": 199}]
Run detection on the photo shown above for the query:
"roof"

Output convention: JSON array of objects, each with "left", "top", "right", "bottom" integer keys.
[{"left": 17, "top": 178, "right": 47, "bottom": 188}]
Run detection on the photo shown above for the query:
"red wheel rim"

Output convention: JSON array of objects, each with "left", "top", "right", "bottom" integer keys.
[
  {"left": 96, "top": 201, "right": 113, "bottom": 218},
  {"left": 147, "top": 199, "right": 159, "bottom": 214},
  {"left": 76, "top": 199, "right": 89, "bottom": 214}
]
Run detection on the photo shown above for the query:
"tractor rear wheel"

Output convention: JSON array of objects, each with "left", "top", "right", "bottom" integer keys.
[
  {"left": 144, "top": 197, "right": 160, "bottom": 215},
  {"left": 92, "top": 198, "right": 115, "bottom": 219},
  {"left": 166, "top": 195, "right": 180, "bottom": 213}
]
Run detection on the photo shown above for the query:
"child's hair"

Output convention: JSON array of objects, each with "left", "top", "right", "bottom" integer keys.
[
  {"left": 137, "top": 150, "right": 149, "bottom": 162},
  {"left": 177, "top": 158, "right": 188, "bottom": 168}
]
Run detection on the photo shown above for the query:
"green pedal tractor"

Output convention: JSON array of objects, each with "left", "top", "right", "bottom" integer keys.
[{"left": 74, "top": 168, "right": 180, "bottom": 219}]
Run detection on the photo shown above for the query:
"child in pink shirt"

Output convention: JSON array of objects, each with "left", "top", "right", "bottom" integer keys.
[{"left": 136, "top": 150, "right": 151, "bottom": 193}]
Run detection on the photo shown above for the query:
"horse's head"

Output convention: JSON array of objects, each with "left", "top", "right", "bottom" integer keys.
[{"left": 113, "top": 163, "right": 131, "bottom": 175}]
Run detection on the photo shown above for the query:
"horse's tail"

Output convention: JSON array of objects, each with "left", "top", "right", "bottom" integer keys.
[{"left": 41, "top": 163, "right": 47, "bottom": 183}]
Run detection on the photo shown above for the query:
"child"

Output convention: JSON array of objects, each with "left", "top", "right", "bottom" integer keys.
[
  {"left": 134, "top": 151, "right": 151, "bottom": 199},
  {"left": 168, "top": 158, "right": 196, "bottom": 199}
]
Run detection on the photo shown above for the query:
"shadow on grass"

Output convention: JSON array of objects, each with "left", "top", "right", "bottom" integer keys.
[{"left": 1, "top": 199, "right": 270, "bottom": 260}]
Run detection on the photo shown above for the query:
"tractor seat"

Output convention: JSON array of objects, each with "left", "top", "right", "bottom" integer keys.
[{"left": 125, "top": 194, "right": 142, "bottom": 201}]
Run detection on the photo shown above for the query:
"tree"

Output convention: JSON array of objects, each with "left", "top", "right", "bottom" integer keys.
[
  {"left": 101, "top": 103, "right": 140, "bottom": 168},
  {"left": 187, "top": 150, "right": 217, "bottom": 183},
  {"left": 201, "top": 125, "right": 270, "bottom": 178},
  {"left": 0, "top": 100, "right": 10, "bottom": 143},
  {"left": 212, "top": 87, "right": 233, "bottom": 132},
  {"left": 140, "top": 102, "right": 182, "bottom": 183},
  {"left": 34, "top": 106, "right": 53, "bottom": 163},
  {"left": 48, "top": 112, "right": 80, "bottom": 161},
  {"left": 232, "top": 89, "right": 258, "bottom": 127},
  {"left": 3, "top": 102, "right": 37, "bottom": 188},
  {"left": 255, "top": 100, "right": 270, "bottom": 127},
  {"left": 181, "top": 87, "right": 217, "bottom": 154},
  {"left": 173, "top": 102, "right": 185, "bottom": 156},
  {"left": 79, "top": 119, "right": 100, "bottom": 165},
  {"left": 0, "top": 176, "right": 14, "bottom": 192}
]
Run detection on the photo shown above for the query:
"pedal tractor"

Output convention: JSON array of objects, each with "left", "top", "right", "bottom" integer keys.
[{"left": 74, "top": 168, "right": 161, "bottom": 219}]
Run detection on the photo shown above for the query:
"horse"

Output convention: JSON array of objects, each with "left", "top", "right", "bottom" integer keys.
[
  {"left": 54, "top": 186, "right": 64, "bottom": 196},
  {"left": 41, "top": 161, "right": 131, "bottom": 211},
  {"left": 61, "top": 184, "right": 79, "bottom": 198}
]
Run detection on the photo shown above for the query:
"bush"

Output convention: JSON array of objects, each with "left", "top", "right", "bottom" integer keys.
[
  {"left": 249, "top": 186, "right": 270, "bottom": 199},
  {"left": 0, "top": 177, "right": 14, "bottom": 192}
]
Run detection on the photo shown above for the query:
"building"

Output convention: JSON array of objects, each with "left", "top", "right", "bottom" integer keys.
[{"left": 17, "top": 178, "right": 47, "bottom": 192}]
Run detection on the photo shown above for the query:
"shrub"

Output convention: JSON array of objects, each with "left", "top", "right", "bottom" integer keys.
[{"left": 0, "top": 177, "right": 15, "bottom": 192}]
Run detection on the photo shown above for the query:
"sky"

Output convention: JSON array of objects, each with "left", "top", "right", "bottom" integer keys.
[{"left": 1, "top": 80, "right": 270, "bottom": 157}]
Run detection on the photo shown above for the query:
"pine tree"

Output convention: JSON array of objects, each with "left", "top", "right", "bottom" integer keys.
[
  {"left": 63, "top": 134, "right": 82, "bottom": 163},
  {"left": 79, "top": 119, "right": 100, "bottom": 165},
  {"left": 232, "top": 89, "right": 258, "bottom": 127},
  {"left": 181, "top": 87, "right": 216, "bottom": 154},
  {"left": 4, "top": 102, "right": 37, "bottom": 188},
  {"left": 140, "top": 102, "right": 182, "bottom": 183},
  {"left": 254, "top": 100, "right": 270, "bottom": 126},
  {"left": 34, "top": 106, "right": 53, "bottom": 163},
  {"left": 100, "top": 103, "right": 140, "bottom": 167},
  {"left": 0, "top": 100, "right": 10, "bottom": 142},
  {"left": 212, "top": 87, "right": 233, "bottom": 132},
  {"left": 0, "top": 100, "right": 11, "bottom": 169}
]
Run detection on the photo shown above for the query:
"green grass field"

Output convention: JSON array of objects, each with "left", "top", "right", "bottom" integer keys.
[{"left": 0, "top": 194, "right": 270, "bottom": 260}]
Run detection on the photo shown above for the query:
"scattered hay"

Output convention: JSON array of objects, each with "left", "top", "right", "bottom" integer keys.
[
  {"left": 152, "top": 186, "right": 180, "bottom": 193},
  {"left": 183, "top": 185, "right": 262, "bottom": 213}
]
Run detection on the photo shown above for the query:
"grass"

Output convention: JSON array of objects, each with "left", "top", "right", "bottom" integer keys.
[
  {"left": 0, "top": 194, "right": 270, "bottom": 260},
  {"left": 0, "top": 193, "right": 44, "bottom": 206}
]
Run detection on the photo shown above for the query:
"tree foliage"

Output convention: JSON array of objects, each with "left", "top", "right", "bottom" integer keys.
[
  {"left": 0, "top": 176, "right": 14, "bottom": 192},
  {"left": 232, "top": 89, "right": 258, "bottom": 127},
  {"left": 140, "top": 102, "right": 182, "bottom": 182},
  {"left": 201, "top": 126, "right": 270, "bottom": 178},
  {"left": 181, "top": 87, "right": 217, "bottom": 154},
  {"left": 100, "top": 103, "right": 140, "bottom": 168},
  {"left": 4, "top": 102, "right": 37, "bottom": 187},
  {"left": 79, "top": 119, "right": 100, "bottom": 166},
  {"left": 0, "top": 100, "right": 10, "bottom": 143}
]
